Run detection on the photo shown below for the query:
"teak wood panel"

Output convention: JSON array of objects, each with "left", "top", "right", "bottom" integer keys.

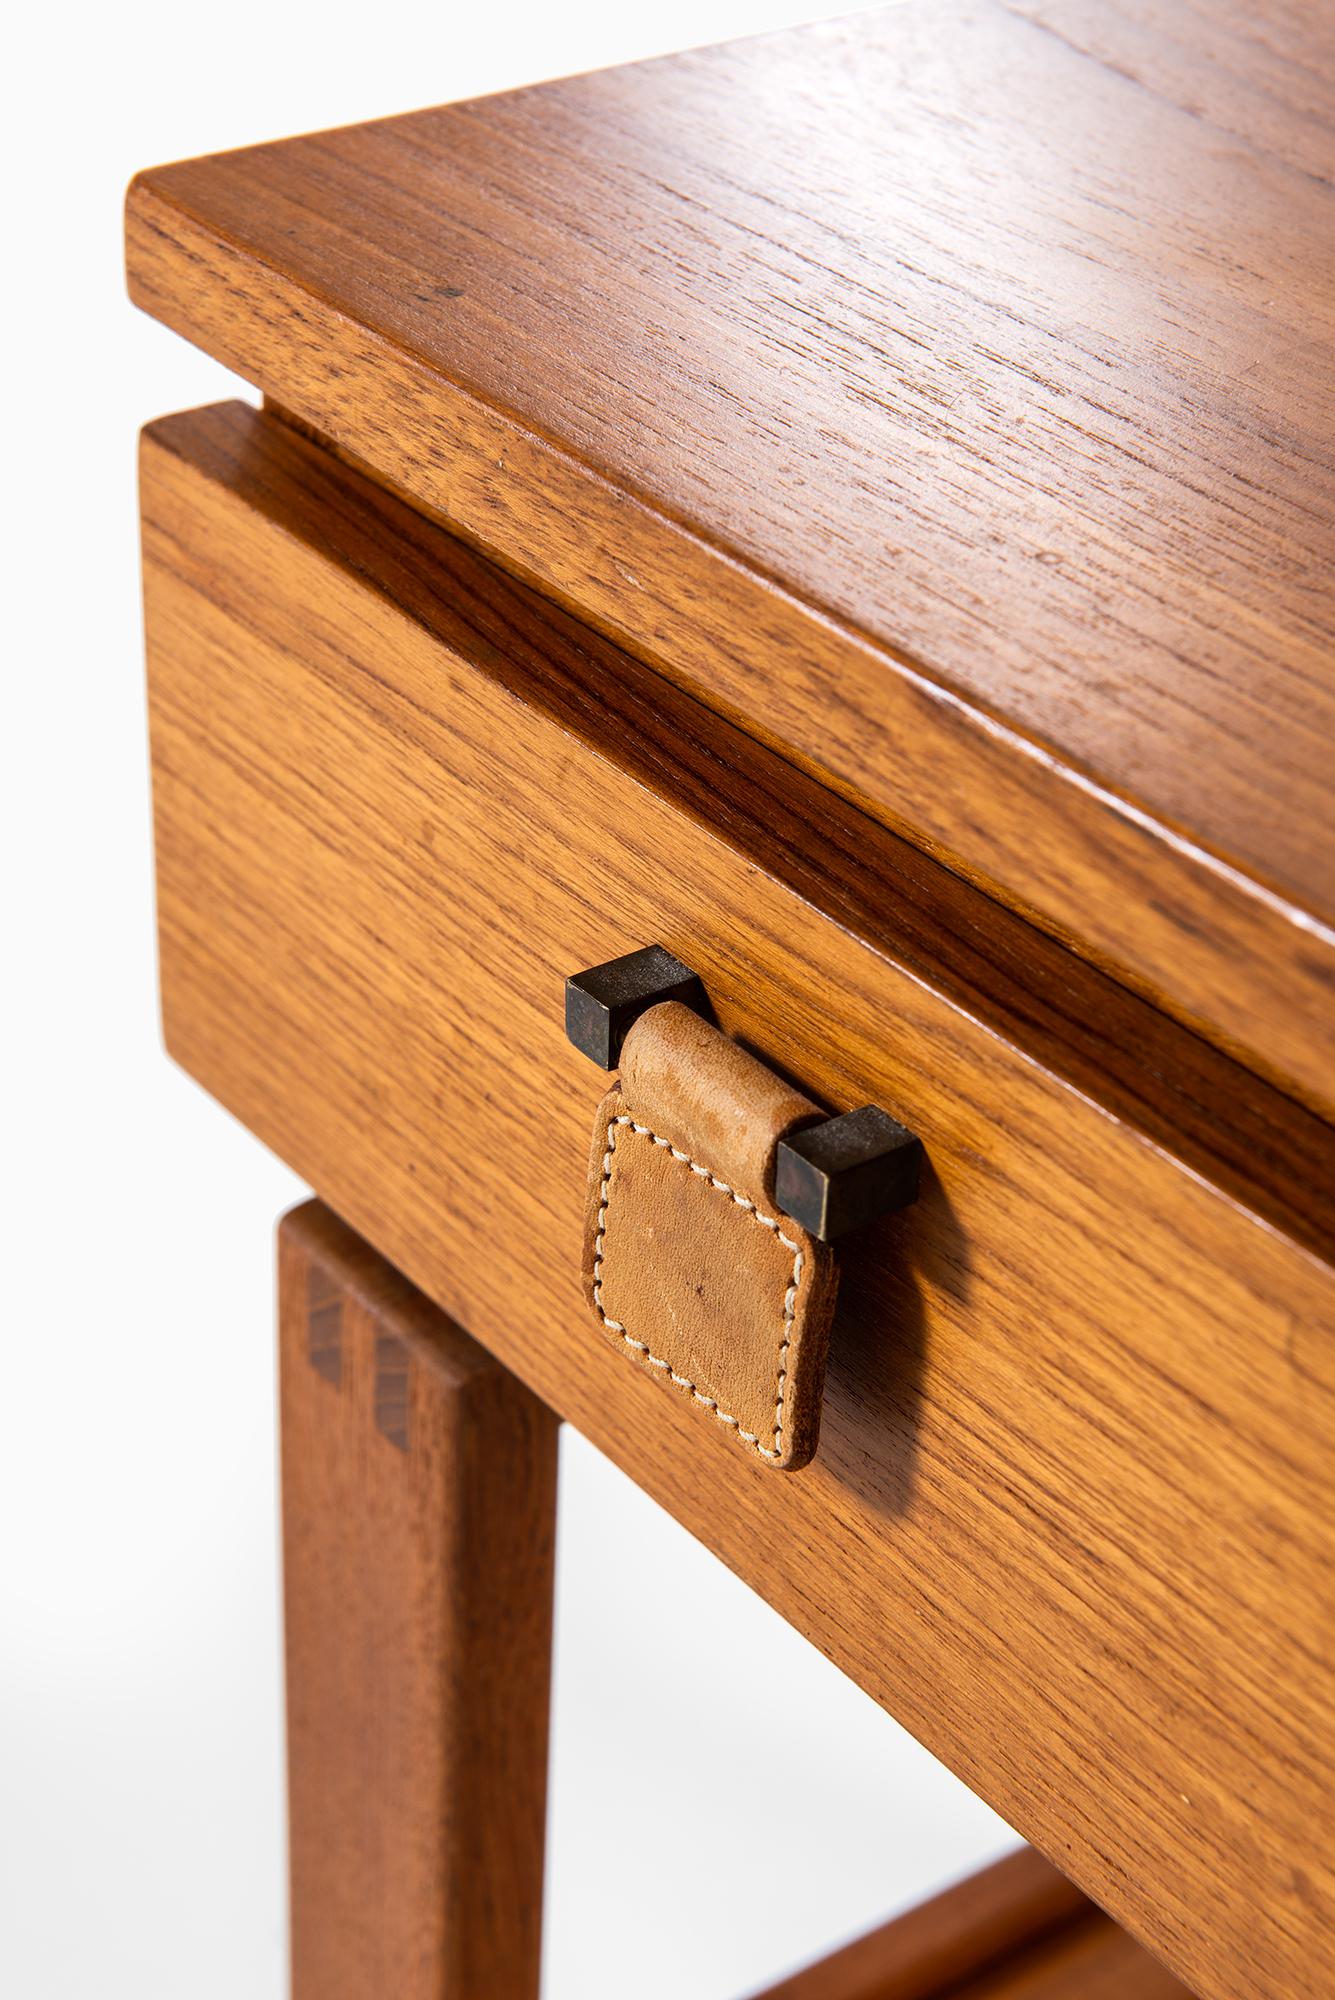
[
  {"left": 749, "top": 1847, "right": 1190, "bottom": 2000},
  {"left": 158, "top": 410, "right": 1335, "bottom": 1269},
  {"left": 125, "top": 0, "right": 1335, "bottom": 1114},
  {"left": 141, "top": 404, "right": 1335, "bottom": 2000},
  {"left": 279, "top": 1200, "right": 557, "bottom": 2000}
]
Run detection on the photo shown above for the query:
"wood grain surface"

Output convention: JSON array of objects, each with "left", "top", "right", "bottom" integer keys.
[
  {"left": 156, "top": 403, "right": 1335, "bottom": 1264},
  {"left": 747, "top": 1846, "right": 1188, "bottom": 2000},
  {"left": 279, "top": 1200, "right": 557, "bottom": 2000},
  {"left": 141, "top": 401, "right": 1334, "bottom": 2000},
  {"left": 125, "top": 0, "right": 1335, "bottom": 1112}
]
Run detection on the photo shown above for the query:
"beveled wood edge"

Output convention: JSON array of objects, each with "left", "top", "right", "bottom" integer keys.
[{"left": 126, "top": 175, "right": 1335, "bottom": 1118}]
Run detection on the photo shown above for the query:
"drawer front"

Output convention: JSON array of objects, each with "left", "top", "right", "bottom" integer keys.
[{"left": 141, "top": 403, "right": 1335, "bottom": 2000}]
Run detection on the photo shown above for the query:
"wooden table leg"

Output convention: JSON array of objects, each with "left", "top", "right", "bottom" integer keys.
[{"left": 278, "top": 1200, "right": 559, "bottom": 2000}]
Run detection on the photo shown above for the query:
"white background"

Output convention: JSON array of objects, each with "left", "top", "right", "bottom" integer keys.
[{"left": 2, "top": 4, "right": 1019, "bottom": 1994}]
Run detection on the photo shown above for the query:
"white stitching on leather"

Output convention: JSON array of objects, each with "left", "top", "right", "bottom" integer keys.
[{"left": 591, "top": 1112, "right": 803, "bottom": 1462}]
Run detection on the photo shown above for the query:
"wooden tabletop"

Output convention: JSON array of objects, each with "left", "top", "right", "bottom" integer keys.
[{"left": 127, "top": 0, "right": 1335, "bottom": 1113}]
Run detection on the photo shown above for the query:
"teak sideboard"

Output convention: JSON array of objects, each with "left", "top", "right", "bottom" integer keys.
[{"left": 126, "top": 3, "right": 1335, "bottom": 1996}]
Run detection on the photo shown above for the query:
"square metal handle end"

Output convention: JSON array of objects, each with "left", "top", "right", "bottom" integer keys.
[
  {"left": 775, "top": 1105, "right": 922, "bottom": 1243},
  {"left": 564, "top": 944, "right": 706, "bottom": 1070}
]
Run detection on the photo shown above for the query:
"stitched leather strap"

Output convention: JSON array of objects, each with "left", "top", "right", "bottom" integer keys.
[{"left": 580, "top": 1003, "right": 838, "bottom": 1471}]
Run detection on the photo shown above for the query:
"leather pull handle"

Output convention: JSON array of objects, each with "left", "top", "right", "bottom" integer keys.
[
  {"left": 619, "top": 1001, "right": 822, "bottom": 1202},
  {"left": 580, "top": 1002, "right": 839, "bottom": 1471},
  {"left": 565, "top": 944, "right": 924, "bottom": 1243}
]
